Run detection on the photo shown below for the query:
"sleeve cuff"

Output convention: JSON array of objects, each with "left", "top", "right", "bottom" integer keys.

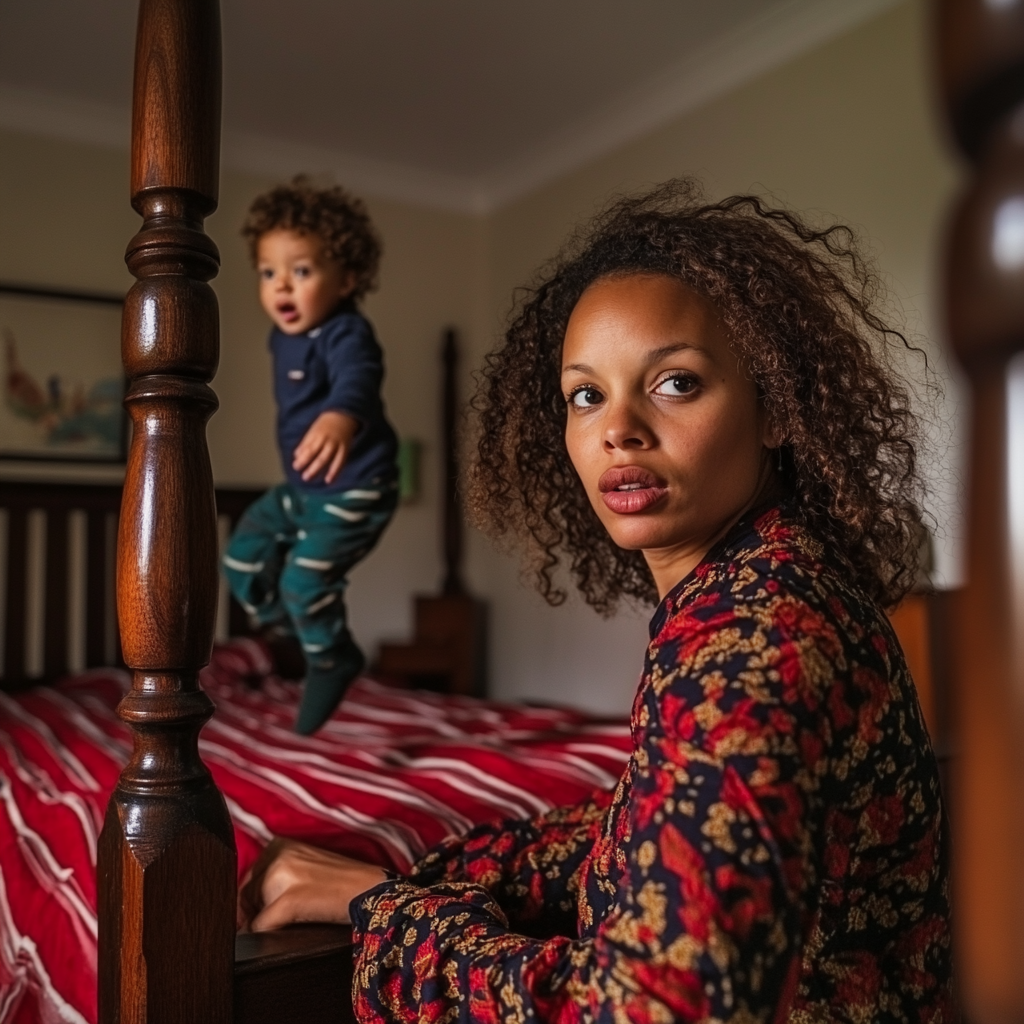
[
  {"left": 350, "top": 879, "right": 509, "bottom": 939},
  {"left": 349, "top": 875, "right": 404, "bottom": 933}
]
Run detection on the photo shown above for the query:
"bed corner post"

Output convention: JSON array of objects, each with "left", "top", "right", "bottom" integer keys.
[
  {"left": 96, "top": 1, "right": 235, "bottom": 1022},
  {"left": 937, "top": 1, "right": 1024, "bottom": 1021}
]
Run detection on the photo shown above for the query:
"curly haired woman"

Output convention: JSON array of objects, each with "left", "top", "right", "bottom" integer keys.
[{"left": 240, "top": 181, "right": 954, "bottom": 1023}]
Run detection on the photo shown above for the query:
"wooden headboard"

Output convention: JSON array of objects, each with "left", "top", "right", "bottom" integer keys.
[{"left": 0, "top": 480, "right": 263, "bottom": 689}]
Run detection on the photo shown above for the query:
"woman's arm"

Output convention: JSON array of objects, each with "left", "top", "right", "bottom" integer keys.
[
  {"left": 408, "top": 792, "right": 612, "bottom": 935},
  {"left": 239, "top": 792, "right": 612, "bottom": 935},
  {"left": 350, "top": 712, "right": 816, "bottom": 1024},
  {"left": 350, "top": 605, "right": 843, "bottom": 1023}
]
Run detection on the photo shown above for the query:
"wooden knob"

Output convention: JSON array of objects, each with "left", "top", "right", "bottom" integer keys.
[
  {"left": 938, "top": 0, "right": 1024, "bottom": 156},
  {"left": 946, "top": 105, "right": 1024, "bottom": 367}
]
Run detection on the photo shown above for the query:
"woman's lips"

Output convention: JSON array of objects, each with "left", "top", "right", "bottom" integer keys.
[{"left": 598, "top": 466, "right": 668, "bottom": 514}]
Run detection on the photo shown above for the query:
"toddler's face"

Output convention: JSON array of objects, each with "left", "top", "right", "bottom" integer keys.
[{"left": 256, "top": 229, "right": 354, "bottom": 335}]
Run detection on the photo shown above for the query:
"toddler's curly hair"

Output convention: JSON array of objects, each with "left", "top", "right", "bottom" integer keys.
[
  {"left": 242, "top": 176, "right": 382, "bottom": 299},
  {"left": 469, "top": 179, "right": 930, "bottom": 613}
]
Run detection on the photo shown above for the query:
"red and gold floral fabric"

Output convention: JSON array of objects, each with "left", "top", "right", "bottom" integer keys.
[{"left": 351, "top": 505, "right": 954, "bottom": 1023}]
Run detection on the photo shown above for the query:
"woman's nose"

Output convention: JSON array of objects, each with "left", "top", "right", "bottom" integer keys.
[{"left": 602, "top": 403, "right": 654, "bottom": 451}]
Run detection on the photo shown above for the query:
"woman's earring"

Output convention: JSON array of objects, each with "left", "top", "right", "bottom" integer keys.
[{"left": 777, "top": 446, "right": 784, "bottom": 473}]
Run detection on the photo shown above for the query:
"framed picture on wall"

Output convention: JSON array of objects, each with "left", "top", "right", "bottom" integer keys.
[{"left": 0, "top": 283, "right": 127, "bottom": 463}]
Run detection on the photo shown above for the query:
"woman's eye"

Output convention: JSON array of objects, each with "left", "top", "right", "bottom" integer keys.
[
  {"left": 569, "top": 387, "right": 603, "bottom": 408},
  {"left": 654, "top": 374, "right": 698, "bottom": 397}
]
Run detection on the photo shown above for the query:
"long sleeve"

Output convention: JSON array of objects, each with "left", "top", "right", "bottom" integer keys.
[
  {"left": 322, "top": 315, "right": 385, "bottom": 424},
  {"left": 407, "top": 793, "right": 612, "bottom": 935},
  {"left": 351, "top": 604, "right": 828, "bottom": 1024}
]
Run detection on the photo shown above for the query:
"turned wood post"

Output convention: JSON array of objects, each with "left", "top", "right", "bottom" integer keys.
[
  {"left": 96, "top": 1, "right": 235, "bottom": 1022},
  {"left": 441, "top": 329, "right": 466, "bottom": 596},
  {"left": 937, "top": 1, "right": 1024, "bottom": 1020}
]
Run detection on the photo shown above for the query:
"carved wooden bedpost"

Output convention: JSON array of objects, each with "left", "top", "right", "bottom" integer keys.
[
  {"left": 938, "top": 1, "right": 1024, "bottom": 1020},
  {"left": 441, "top": 328, "right": 465, "bottom": 596},
  {"left": 96, "top": 1, "right": 235, "bottom": 1021}
]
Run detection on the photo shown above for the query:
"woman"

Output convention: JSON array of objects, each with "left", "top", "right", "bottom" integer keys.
[{"left": 240, "top": 181, "right": 953, "bottom": 1022}]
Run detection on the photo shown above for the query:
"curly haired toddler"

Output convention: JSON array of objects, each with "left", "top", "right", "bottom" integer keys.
[{"left": 223, "top": 178, "right": 398, "bottom": 733}]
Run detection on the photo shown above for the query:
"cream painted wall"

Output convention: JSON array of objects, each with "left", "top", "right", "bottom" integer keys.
[
  {"left": 0, "top": 0, "right": 965, "bottom": 714},
  {"left": 466, "top": 0, "right": 965, "bottom": 712},
  {"left": 0, "top": 127, "right": 484, "bottom": 659}
]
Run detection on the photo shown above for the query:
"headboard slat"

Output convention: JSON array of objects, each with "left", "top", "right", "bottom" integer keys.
[
  {"left": 85, "top": 509, "right": 108, "bottom": 670},
  {"left": 43, "top": 509, "right": 69, "bottom": 680},
  {"left": 3, "top": 508, "right": 28, "bottom": 681}
]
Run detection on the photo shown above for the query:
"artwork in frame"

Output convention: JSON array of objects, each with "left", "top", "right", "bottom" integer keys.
[{"left": 1, "top": 283, "right": 126, "bottom": 463}]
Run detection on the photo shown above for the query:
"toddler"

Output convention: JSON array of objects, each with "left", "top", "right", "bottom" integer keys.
[{"left": 224, "top": 178, "right": 398, "bottom": 733}]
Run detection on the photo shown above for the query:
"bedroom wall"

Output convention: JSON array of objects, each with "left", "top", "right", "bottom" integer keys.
[
  {"left": 0, "top": 126, "right": 485, "bottom": 657},
  {"left": 1, "top": 0, "right": 966, "bottom": 715},
  {"left": 464, "top": 0, "right": 965, "bottom": 712}
]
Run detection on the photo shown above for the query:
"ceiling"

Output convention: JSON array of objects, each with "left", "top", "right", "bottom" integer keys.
[{"left": 0, "top": 0, "right": 896, "bottom": 211}]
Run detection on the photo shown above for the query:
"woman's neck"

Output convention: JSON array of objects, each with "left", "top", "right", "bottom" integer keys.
[{"left": 644, "top": 464, "right": 786, "bottom": 600}]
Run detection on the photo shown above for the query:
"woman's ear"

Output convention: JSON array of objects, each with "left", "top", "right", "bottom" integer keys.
[{"left": 760, "top": 409, "right": 784, "bottom": 451}]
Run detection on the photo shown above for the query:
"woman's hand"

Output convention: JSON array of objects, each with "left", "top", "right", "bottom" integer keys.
[
  {"left": 292, "top": 410, "right": 359, "bottom": 484},
  {"left": 237, "top": 837, "right": 388, "bottom": 932}
]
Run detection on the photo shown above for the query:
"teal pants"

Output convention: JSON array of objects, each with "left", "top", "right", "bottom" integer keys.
[{"left": 223, "top": 483, "right": 397, "bottom": 673}]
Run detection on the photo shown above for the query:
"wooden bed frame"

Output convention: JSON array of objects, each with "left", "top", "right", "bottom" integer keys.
[
  {"left": 0, "top": 0, "right": 1009, "bottom": 1020},
  {"left": 0, "top": 481, "right": 263, "bottom": 689},
  {"left": 73, "top": 2, "right": 356, "bottom": 1020},
  {"left": 938, "top": 3, "right": 1024, "bottom": 1020}
]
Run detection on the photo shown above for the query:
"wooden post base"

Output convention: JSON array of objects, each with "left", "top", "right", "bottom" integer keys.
[
  {"left": 98, "top": 683, "right": 236, "bottom": 1024},
  {"left": 98, "top": 796, "right": 235, "bottom": 1024}
]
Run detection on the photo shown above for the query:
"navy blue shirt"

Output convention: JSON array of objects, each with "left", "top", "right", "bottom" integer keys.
[{"left": 270, "top": 301, "right": 398, "bottom": 494}]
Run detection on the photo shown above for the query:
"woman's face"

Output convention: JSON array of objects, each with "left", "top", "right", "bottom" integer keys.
[{"left": 561, "top": 273, "right": 777, "bottom": 597}]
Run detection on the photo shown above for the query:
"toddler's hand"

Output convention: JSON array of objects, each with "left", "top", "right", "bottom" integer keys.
[{"left": 293, "top": 410, "right": 358, "bottom": 484}]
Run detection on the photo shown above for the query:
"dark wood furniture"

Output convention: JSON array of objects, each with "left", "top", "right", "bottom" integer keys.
[
  {"left": 77, "top": 1, "right": 354, "bottom": 1020},
  {"left": 375, "top": 329, "right": 487, "bottom": 696},
  {"left": 234, "top": 926, "right": 355, "bottom": 1024},
  {"left": 0, "top": 480, "right": 262, "bottom": 689},
  {"left": 937, "top": 1, "right": 1024, "bottom": 1020},
  {"left": 96, "top": 0, "right": 242, "bottom": 1010}
]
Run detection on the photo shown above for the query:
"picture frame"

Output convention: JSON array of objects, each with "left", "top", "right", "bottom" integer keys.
[{"left": 0, "top": 282, "right": 127, "bottom": 463}]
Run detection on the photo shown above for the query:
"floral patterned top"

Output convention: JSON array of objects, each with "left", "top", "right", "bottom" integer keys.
[{"left": 350, "top": 504, "right": 954, "bottom": 1023}]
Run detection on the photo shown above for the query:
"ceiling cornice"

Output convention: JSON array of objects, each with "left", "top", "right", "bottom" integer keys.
[
  {"left": 0, "top": 85, "right": 483, "bottom": 214},
  {"left": 478, "top": 0, "right": 904, "bottom": 210},
  {"left": 0, "top": 0, "right": 902, "bottom": 216}
]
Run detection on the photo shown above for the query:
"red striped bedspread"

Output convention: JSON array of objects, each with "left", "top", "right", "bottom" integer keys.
[{"left": 0, "top": 639, "right": 631, "bottom": 1024}]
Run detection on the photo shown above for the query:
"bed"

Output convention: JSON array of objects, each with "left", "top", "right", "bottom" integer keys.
[
  {"left": 0, "top": 627, "right": 630, "bottom": 1024},
  {"left": 0, "top": 0, "right": 1019, "bottom": 1020}
]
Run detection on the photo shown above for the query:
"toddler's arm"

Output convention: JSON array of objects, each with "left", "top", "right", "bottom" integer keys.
[{"left": 293, "top": 409, "right": 359, "bottom": 484}]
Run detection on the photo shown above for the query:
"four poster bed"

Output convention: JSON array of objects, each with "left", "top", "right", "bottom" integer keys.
[{"left": 0, "top": 0, "right": 1020, "bottom": 1020}]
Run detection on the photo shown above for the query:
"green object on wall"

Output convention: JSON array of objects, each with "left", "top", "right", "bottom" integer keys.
[{"left": 398, "top": 438, "right": 421, "bottom": 502}]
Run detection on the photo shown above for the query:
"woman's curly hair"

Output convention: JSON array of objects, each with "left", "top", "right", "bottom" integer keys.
[
  {"left": 468, "top": 179, "right": 929, "bottom": 613},
  {"left": 242, "top": 176, "right": 382, "bottom": 299}
]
